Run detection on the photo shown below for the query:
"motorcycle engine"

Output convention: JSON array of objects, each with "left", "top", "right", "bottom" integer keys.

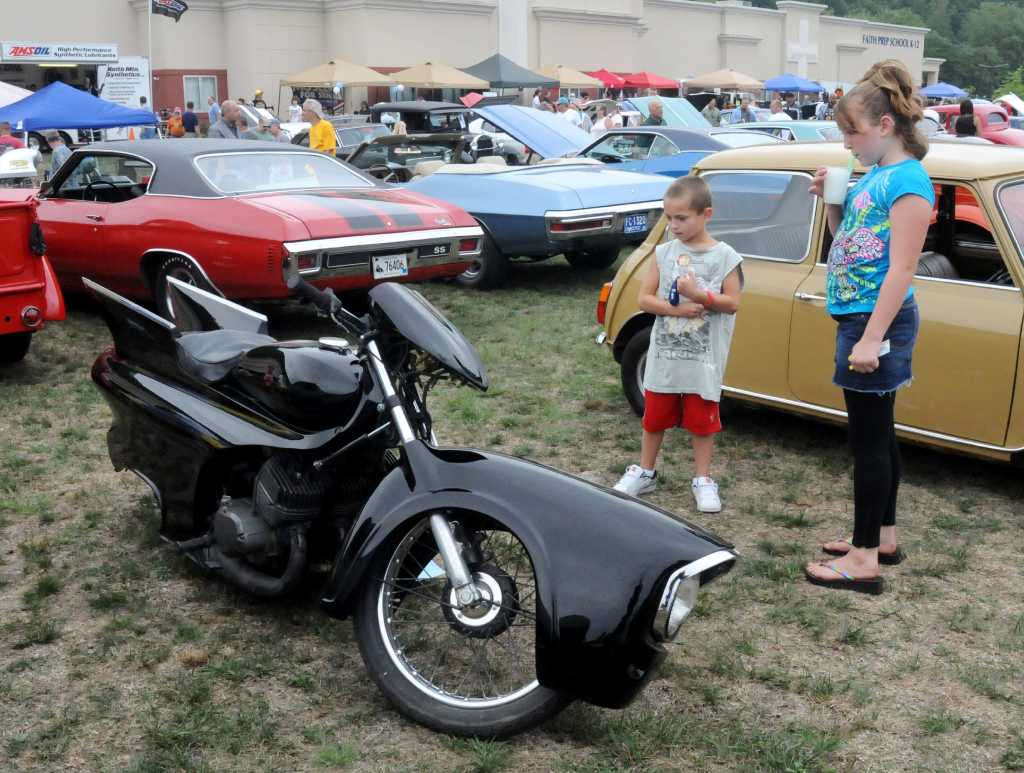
[{"left": 213, "top": 455, "right": 329, "bottom": 558}]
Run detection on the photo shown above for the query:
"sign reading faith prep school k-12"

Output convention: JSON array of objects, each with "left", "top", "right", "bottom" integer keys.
[{"left": 1, "top": 42, "right": 119, "bottom": 63}]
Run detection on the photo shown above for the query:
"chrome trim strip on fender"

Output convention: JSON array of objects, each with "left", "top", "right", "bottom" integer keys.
[
  {"left": 681, "top": 549, "right": 737, "bottom": 579},
  {"left": 283, "top": 226, "right": 483, "bottom": 255},
  {"left": 140, "top": 248, "right": 220, "bottom": 294},
  {"left": 721, "top": 385, "right": 1024, "bottom": 454},
  {"left": 545, "top": 200, "right": 665, "bottom": 220}
]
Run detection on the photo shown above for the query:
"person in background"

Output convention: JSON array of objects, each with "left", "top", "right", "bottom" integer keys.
[
  {"left": 167, "top": 107, "right": 185, "bottom": 137},
  {"left": 729, "top": 97, "right": 757, "bottom": 124},
  {"left": 767, "top": 99, "right": 793, "bottom": 121},
  {"left": 0, "top": 122, "right": 26, "bottom": 150},
  {"left": 555, "top": 97, "right": 582, "bottom": 127},
  {"left": 958, "top": 98, "right": 981, "bottom": 135},
  {"left": 139, "top": 96, "right": 157, "bottom": 139},
  {"left": 268, "top": 119, "right": 291, "bottom": 143},
  {"left": 575, "top": 100, "right": 593, "bottom": 132},
  {"left": 954, "top": 114, "right": 978, "bottom": 137},
  {"left": 643, "top": 98, "right": 666, "bottom": 126},
  {"left": 253, "top": 89, "right": 267, "bottom": 109},
  {"left": 303, "top": 98, "right": 336, "bottom": 156},
  {"left": 590, "top": 105, "right": 610, "bottom": 136},
  {"left": 532, "top": 91, "right": 541, "bottom": 109},
  {"left": 244, "top": 117, "right": 274, "bottom": 141},
  {"left": 784, "top": 92, "right": 799, "bottom": 119},
  {"left": 701, "top": 97, "right": 721, "bottom": 127},
  {"left": 391, "top": 120, "right": 408, "bottom": 136},
  {"left": 207, "top": 96, "right": 221, "bottom": 135},
  {"left": 540, "top": 99, "right": 555, "bottom": 113},
  {"left": 45, "top": 131, "right": 71, "bottom": 177},
  {"left": 288, "top": 96, "right": 302, "bottom": 124},
  {"left": 358, "top": 101, "right": 370, "bottom": 115},
  {"left": 181, "top": 102, "right": 198, "bottom": 137},
  {"left": 208, "top": 100, "right": 242, "bottom": 139}
]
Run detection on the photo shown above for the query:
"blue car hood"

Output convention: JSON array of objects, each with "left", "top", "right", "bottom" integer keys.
[
  {"left": 625, "top": 97, "right": 711, "bottom": 130},
  {"left": 474, "top": 104, "right": 591, "bottom": 158}
]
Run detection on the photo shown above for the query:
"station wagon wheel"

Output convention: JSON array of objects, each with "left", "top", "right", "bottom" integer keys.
[
  {"left": 153, "top": 255, "right": 212, "bottom": 320},
  {"left": 620, "top": 324, "right": 651, "bottom": 417},
  {"left": 456, "top": 231, "right": 507, "bottom": 290}
]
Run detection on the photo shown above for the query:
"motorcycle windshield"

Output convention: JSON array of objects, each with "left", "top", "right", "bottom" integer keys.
[{"left": 368, "top": 282, "right": 488, "bottom": 390}]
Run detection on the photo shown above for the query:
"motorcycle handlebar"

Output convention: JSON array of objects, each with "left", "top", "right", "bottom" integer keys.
[{"left": 293, "top": 278, "right": 341, "bottom": 315}]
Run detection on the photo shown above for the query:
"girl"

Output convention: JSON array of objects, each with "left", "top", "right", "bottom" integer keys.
[{"left": 805, "top": 60, "right": 933, "bottom": 595}]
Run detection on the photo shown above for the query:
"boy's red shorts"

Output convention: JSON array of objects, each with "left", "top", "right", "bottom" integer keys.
[{"left": 642, "top": 390, "right": 722, "bottom": 435}]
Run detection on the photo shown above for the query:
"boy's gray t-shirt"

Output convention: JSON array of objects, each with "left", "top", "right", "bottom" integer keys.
[{"left": 642, "top": 239, "right": 743, "bottom": 401}]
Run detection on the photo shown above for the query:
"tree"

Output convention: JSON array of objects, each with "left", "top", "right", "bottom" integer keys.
[{"left": 996, "top": 66, "right": 1024, "bottom": 99}]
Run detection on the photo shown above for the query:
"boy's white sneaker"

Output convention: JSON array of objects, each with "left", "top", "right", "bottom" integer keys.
[
  {"left": 692, "top": 477, "right": 721, "bottom": 513},
  {"left": 613, "top": 465, "right": 657, "bottom": 497}
]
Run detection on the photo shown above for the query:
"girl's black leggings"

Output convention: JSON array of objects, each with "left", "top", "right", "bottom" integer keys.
[{"left": 843, "top": 389, "right": 899, "bottom": 549}]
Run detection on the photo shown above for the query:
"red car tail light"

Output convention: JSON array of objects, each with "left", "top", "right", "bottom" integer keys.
[
  {"left": 550, "top": 218, "right": 612, "bottom": 233},
  {"left": 21, "top": 306, "right": 42, "bottom": 328},
  {"left": 596, "top": 282, "right": 613, "bottom": 325},
  {"left": 458, "top": 238, "right": 480, "bottom": 255},
  {"left": 296, "top": 252, "right": 320, "bottom": 272}
]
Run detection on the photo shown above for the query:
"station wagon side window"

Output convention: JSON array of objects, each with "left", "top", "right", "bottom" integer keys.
[
  {"left": 699, "top": 171, "right": 816, "bottom": 262},
  {"left": 819, "top": 181, "right": 1017, "bottom": 288},
  {"left": 47, "top": 153, "right": 154, "bottom": 203},
  {"left": 987, "top": 112, "right": 1007, "bottom": 126}
]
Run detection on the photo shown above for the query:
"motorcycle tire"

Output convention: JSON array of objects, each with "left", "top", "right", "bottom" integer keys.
[{"left": 352, "top": 516, "right": 570, "bottom": 738}]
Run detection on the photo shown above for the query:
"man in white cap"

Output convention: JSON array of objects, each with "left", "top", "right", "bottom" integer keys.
[{"left": 302, "top": 99, "right": 336, "bottom": 156}]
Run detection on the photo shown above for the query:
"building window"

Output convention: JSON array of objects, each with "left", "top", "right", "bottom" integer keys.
[{"left": 184, "top": 75, "right": 218, "bottom": 110}]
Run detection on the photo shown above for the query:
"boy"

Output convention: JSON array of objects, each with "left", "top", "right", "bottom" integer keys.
[{"left": 613, "top": 176, "right": 743, "bottom": 513}]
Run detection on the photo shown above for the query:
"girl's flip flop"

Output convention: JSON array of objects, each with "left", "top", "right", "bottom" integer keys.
[
  {"left": 805, "top": 562, "right": 884, "bottom": 595},
  {"left": 822, "top": 538, "right": 905, "bottom": 565}
]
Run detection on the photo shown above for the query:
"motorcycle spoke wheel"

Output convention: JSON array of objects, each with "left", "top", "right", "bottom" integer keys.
[{"left": 379, "top": 521, "right": 539, "bottom": 708}]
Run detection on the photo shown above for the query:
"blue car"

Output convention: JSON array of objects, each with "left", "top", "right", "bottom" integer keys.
[
  {"left": 577, "top": 127, "right": 730, "bottom": 178},
  {"left": 347, "top": 105, "right": 671, "bottom": 288}
]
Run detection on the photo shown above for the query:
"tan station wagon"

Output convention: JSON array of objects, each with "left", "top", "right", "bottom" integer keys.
[{"left": 596, "top": 142, "right": 1024, "bottom": 462}]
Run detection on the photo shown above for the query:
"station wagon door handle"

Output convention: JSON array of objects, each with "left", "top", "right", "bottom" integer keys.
[
  {"left": 86, "top": 214, "right": 104, "bottom": 222},
  {"left": 794, "top": 292, "right": 827, "bottom": 302}
]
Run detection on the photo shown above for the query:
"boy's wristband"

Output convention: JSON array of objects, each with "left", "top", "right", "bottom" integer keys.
[{"left": 704, "top": 290, "right": 715, "bottom": 308}]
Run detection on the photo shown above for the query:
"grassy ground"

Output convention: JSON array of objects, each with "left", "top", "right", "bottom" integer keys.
[{"left": 1, "top": 255, "right": 1022, "bottom": 772}]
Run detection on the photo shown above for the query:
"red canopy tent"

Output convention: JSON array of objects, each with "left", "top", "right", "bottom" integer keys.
[
  {"left": 623, "top": 71, "right": 678, "bottom": 89},
  {"left": 585, "top": 69, "right": 626, "bottom": 88},
  {"left": 460, "top": 92, "right": 484, "bottom": 107}
]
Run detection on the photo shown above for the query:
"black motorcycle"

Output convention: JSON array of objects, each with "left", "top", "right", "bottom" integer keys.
[{"left": 85, "top": 259, "right": 736, "bottom": 738}]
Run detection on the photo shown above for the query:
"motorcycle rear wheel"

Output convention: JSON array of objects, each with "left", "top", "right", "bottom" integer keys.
[{"left": 353, "top": 516, "right": 570, "bottom": 738}]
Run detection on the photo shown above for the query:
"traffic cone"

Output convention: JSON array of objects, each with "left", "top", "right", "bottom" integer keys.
[{"left": 128, "top": 128, "right": 135, "bottom": 141}]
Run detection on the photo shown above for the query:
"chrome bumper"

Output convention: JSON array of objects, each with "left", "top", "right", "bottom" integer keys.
[
  {"left": 283, "top": 225, "right": 483, "bottom": 278},
  {"left": 544, "top": 201, "right": 663, "bottom": 240}
]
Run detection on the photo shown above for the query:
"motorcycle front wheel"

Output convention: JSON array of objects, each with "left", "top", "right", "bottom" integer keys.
[{"left": 353, "top": 515, "right": 570, "bottom": 738}]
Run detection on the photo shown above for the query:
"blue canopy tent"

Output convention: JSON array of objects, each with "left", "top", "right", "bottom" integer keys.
[
  {"left": 0, "top": 81, "right": 157, "bottom": 131},
  {"left": 920, "top": 82, "right": 967, "bottom": 99},
  {"left": 763, "top": 74, "right": 823, "bottom": 93}
]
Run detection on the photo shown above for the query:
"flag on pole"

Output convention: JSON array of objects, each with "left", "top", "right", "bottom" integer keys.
[{"left": 152, "top": 0, "right": 188, "bottom": 22}]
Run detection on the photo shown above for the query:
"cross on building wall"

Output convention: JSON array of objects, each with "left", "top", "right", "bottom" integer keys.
[{"left": 787, "top": 19, "right": 819, "bottom": 79}]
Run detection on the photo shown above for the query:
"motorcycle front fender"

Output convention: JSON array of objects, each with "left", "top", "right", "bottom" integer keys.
[{"left": 321, "top": 440, "right": 735, "bottom": 709}]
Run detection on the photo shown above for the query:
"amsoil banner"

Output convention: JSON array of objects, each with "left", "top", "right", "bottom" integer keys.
[
  {"left": 1, "top": 42, "right": 118, "bottom": 63},
  {"left": 152, "top": 0, "right": 189, "bottom": 22}
]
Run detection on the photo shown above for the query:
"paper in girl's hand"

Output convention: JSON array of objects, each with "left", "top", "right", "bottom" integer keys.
[{"left": 879, "top": 339, "right": 890, "bottom": 357}]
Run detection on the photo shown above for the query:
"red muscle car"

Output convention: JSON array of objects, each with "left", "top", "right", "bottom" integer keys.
[
  {"left": 930, "top": 104, "right": 1024, "bottom": 145},
  {"left": 34, "top": 140, "right": 483, "bottom": 316},
  {"left": 0, "top": 191, "right": 65, "bottom": 362}
]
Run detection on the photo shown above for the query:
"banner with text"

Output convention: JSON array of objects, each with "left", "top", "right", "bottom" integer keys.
[{"left": 98, "top": 57, "right": 152, "bottom": 140}]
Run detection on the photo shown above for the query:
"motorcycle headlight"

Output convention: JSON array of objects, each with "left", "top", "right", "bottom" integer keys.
[
  {"left": 653, "top": 573, "right": 699, "bottom": 642},
  {"left": 652, "top": 550, "right": 736, "bottom": 642}
]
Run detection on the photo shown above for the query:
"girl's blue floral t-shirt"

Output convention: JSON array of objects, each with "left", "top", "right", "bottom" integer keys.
[{"left": 826, "top": 158, "right": 934, "bottom": 315}]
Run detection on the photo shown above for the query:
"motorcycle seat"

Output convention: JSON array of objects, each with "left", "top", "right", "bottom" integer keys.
[{"left": 176, "top": 329, "right": 276, "bottom": 383}]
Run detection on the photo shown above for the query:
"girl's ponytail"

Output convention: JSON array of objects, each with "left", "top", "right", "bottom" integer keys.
[{"left": 835, "top": 59, "right": 929, "bottom": 160}]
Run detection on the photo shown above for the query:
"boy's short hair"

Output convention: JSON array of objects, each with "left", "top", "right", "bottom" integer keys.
[{"left": 665, "top": 176, "right": 712, "bottom": 212}]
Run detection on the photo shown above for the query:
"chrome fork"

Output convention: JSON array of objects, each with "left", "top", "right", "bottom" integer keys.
[{"left": 429, "top": 514, "right": 482, "bottom": 606}]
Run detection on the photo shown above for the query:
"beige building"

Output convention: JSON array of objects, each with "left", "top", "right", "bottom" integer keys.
[{"left": 1, "top": 0, "right": 942, "bottom": 114}]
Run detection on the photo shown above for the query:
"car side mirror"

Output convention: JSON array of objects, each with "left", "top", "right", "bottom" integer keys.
[{"left": 37, "top": 180, "right": 50, "bottom": 196}]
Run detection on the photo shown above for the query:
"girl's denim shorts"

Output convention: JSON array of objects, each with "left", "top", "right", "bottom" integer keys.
[{"left": 832, "top": 298, "right": 919, "bottom": 394}]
